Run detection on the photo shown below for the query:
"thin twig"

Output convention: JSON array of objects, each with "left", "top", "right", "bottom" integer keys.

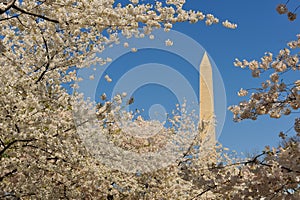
[{"left": 35, "top": 33, "right": 50, "bottom": 83}]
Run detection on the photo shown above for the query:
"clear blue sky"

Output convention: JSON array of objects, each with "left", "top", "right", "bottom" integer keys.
[{"left": 77, "top": 0, "right": 300, "bottom": 154}]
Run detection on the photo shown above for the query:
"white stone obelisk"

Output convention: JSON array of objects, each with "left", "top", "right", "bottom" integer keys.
[{"left": 199, "top": 52, "right": 215, "bottom": 148}]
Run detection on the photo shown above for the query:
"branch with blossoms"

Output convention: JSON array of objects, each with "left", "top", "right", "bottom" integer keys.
[
  {"left": 0, "top": 0, "right": 238, "bottom": 90},
  {"left": 0, "top": 138, "right": 36, "bottom": 159},
  {"left": 208, "top": 149, "right": 300, "bottom": 174},
  {"left": 276, "top": 1, "right": 299, "bottom": 21},
  {"left": 191, "top": 180, "right": 231, "bottom": 200},
  {"left": 11, "top": 4, "right": 59, "bottom": 23},
  {"left": 230, "top": 34, "right": 300, "bottom": 137},
  {"left": 191, "top": 153, "right": 299, "bottom": 198},
  {"left": 0, "top": 168, "right": 17, "bottom": 182},
  {"left": 35, "top": 33, "right": 52, "bottom": 83},
  {"left": 0, "top": 0, "right": 16, "bottom": 15},
  {"left": 0, "top": 0, "right": 59, "bottom": 23}
]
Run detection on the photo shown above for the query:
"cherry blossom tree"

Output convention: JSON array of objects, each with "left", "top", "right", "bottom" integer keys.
[
  {"left": 0, "top": 0, "right": 299, "bottom": 199},
  {"left": 226, "top": 2, "right": 300, "bottom": 199},
  {"left": 0, "top": 0, "right": 236, "bottom": 199}
]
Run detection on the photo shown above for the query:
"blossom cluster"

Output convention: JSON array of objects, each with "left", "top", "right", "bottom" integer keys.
[
  {"left": 231, "top": 37, "right": 299, "bottom": 126},
  {"left": 222, "top": 20, "right": 238, "bottom": 29},
  {"left": 276, "top": 3, "right": 297, "bottom": 21}
]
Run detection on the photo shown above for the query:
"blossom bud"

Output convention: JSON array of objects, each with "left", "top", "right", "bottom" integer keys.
[
  {"left": 252, "top": 69, "right": 260, "bottom": 78},
  {"left": 238, "top": 88, "right": 248, "bottom": 97},
  {"left": 104, "top": 74, "right": 112, "bottom": 82},
  {"left": 283, "top": 108, "right": 291, "bottom": 115},
  {"left": 288, "top": 12, "right": 297, "bottom": 21},
  {"left": 270, "top": 111, "right": 281, "bottom": 119},
  {"left": 101, "top": 93, "right": 107, "bottom": 100},
  {"left": 276, "top": 4, "right": 288, "bottom": 15},
  {"left": 270, "top": 73, "right": 279, "bottom": 82}
]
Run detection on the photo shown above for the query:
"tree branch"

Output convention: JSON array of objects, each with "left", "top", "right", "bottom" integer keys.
[
  {"left": 23, "top": 144, "right": 68, "bottom": 163},
  {"left": 191, "top": 180, "right": 230, "bottom": 200},
  {"left": 0, "top": 0, "right": 16, "bottom": 15},
  {"left": 35, "top": 35, "right": 50, "bottom": 83},
  {"left": 0, "top": 139, "right": 36, "bottom": 158},
  {"left": 0, "top": 15, "right": 17, "bottom": 21},
  {"left": 0, "top": 168, "right": 17, "bottom": 182},
  {"left": 11, "top": 4, "right": 59, "bottom": 23}
]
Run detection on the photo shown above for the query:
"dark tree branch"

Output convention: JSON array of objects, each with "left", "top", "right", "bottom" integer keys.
[
  {"left": 15, "top": 124, "right": 20, "bottom": 133},
  {"left": 11, "top": 4, "right": 59, "bottom": 23},
  {"left": 35, "top": 63, "right": 49, "bottom": 83},
  {"left": 0, "top": 0, "right": 16, "bottom": 15},
  {"left": 0, "top": 15, "right": 17, "bottom": 21},
  {"left": 178, "top": 133, "right": 199, "bottom": 166},
  {"left": 0, "top": 168, "right": 17, "bottom": 182},
  {"left": 191, "top": 187, "right": 214, "bottom": 200},
  {"left": 207, "top": 150, "right": 300, "bottom": 174},
  {"left": 191, "top": 180, "right": 230, "bottom": 200},
  {"left": 35, "top": 34, "right": 50, "bottom": 83},
  {"left": 0, "top": 139, "right": 36, "bottom": 158},
  {"left": 0, "top": 138, "right": 5, "bottom": 147},
  {"left": 23, "top": 144, "right": 68, "bottom": 163},
  {"left": 16, "top": 15, "right": 29, "bottom": 28}
]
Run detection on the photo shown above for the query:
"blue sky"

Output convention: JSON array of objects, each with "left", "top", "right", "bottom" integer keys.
[{"left": 77, "top": 0, "right": 300, "bottom": 154}]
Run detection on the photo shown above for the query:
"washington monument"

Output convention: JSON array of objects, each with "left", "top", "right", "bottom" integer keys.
[{"left": 199, "top": 52, "right": 216, "bottom": 147}]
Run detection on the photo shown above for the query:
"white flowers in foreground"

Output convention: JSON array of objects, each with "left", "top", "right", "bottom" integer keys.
[{"left": 1, "top": 0, "right": 297, "bottom": 199}]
